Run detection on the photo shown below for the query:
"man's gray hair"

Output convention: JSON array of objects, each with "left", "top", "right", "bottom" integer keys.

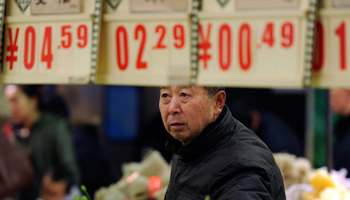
[{"left": 203, "top": 87, "right": 225, "bottom": 98}]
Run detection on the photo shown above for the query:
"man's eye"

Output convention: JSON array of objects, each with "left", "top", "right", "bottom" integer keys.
[
  {"left": 181, "top": 93, "right": 188, "bottom": 97},
  {"left": 162, "top": 93, "right": 169, "bottom": 98}
]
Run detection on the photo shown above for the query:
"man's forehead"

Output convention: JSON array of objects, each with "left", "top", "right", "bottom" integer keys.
[{"left": 160, "top": 86, "right": 204, "bottom": 91}]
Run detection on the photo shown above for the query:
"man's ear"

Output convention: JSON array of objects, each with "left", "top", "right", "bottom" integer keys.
[{"left": 213, "top": 91, "right": 226, "bottom": 115}]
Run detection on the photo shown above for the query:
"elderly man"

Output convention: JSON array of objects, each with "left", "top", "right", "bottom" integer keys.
[{"left": 159, "top": 86, "right": 285, "bottom": 199}]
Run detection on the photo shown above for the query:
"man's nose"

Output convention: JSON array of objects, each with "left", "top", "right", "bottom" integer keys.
[{"left": 169, "top": 97, "right": 181, "bottom": 115}]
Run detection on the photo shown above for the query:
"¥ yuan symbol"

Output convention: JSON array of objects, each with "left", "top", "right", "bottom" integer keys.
[
  {"left": 15, "top": 0, "right": 31, "bottom": 13},
  {"left": 105, "top": 0, "right": 122, "bottom": 10},
  {"left": 216, "top": 0, "right": 230, "bottom": 8}
]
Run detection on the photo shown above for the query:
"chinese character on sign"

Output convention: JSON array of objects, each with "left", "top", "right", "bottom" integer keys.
[
  {"left": 236, "top": 0, "right": 298, "bottom": 9},
  {"left": 59, "top": 0, "right": 70, "bottom": 3},
  {"left": 36, "top": 0, "right": 46, "bottom": 5},
  {"left": 333, "top": 0, "right": 350, "bottom": 7},
  {"left": 31, "top": 0, "right": 81, "bottom": 14},
  {"left": 131, "top": 0, "right": 188, "bottom": 12}
]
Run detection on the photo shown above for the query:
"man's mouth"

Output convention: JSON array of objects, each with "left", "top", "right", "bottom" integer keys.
[{"left": 170, "top": 122, "right": 185, "bottom": 130}]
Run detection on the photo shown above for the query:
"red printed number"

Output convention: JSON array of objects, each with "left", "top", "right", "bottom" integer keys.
[
  {"left": 239, "top": 24, "right": 252, "bottom": 71},
  {"left": 135, "top": 25, "right": 147, "bottom": 69},
  {"left": 313, "top": 21, "right": 324, "bottom": 72},
  {"left": 173, "top": 24, "right": 185, "bottom": 49},
  {"left": 41, "top": 27, "right": 53, "bottom": 69},
  {"left": 6, "top": 24, "right": 87, "bottom": 71},
  {"left": 218, "top": 24, "right": 231, "bottom": 71},
  {"left": 77, "top": 25, "right": 88, "bottom": 48},
  {"left": 335, "top": 21, "right": 347, "bottom": 71},
  {"left": 6, "top": 28, "right": 19, "bottom": 70},
  {"left": 61, "top": 25, "right": 72, "bottom": 49},
  {"left": 262, "top": 23, "right": 275, "bottom": 47},
  {"left": 24, "top": 26, "right": 36, "bottom": 70},
  {"left": 153, "top": 25, "right": 166, "bottom": 49},
  {"left": 281, "top": 22, "right": 294, "bottom": 48},
  {"left": 199, "top": 23, "right": 252, "bottom": 71},
  {"left": 261, "top": 22, "right": 294, "bottom": 48},
  {"left": 116, "top": 26, "right": 129, "bottom": 71}
]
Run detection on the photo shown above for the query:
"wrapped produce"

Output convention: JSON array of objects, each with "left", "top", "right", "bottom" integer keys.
[
  {"left": 138, "top": 150, "right": 170, "bottom": 177},
  {"left": 309, "top": 169, "right": 336, "bottom": 192},
  {"left": 94, "top": 150, "right": 171, "bottom": 200},
  {"left": 154, "top": 187, "right": 167, "bottom": 200},
  {"left": 300, "top": 169, "right": 350, "bottom": 200},
  {"left": 273, "top": 153, "right": 312, "bottom": 189},
  {"left": 295, "top": 158, "right": 312, "bottom": 184},
  {"left": 129, "top": 174, "right": 170, "bottom": 200}
]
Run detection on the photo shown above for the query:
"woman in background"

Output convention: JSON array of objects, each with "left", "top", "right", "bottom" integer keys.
[{"left": 4, "top": 85, "right": 80, "bottom": 200}]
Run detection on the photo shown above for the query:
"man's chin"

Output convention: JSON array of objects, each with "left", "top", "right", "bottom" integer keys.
[{"left": 170, "top": 132, "right": 191, "bottom": 145}]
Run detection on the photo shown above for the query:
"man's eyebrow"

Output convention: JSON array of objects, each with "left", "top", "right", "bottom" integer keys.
[{"left": 160, "top": 87, "right": 169, "bottom": 90}]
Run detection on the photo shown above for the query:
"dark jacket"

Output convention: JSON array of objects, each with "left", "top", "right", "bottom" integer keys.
[{"left": 165, "top": 106, "right": 286, "bottom": 200}]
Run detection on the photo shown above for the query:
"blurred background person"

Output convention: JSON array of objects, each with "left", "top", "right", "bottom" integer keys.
[
  {"left": 0, "top": 84, "right": 11, "bottom": 122},
  {"left": 331, "top": 89, "right": 350, "bottom": 176},
  {"left": 4, "top": 85, "right": 80, "bottom": 200},
  {"left": 39, "top": 166, "right": 81, "bottom": 200},
  {"left": 0, "top": 84, "right": 13, "bottom": 141}
]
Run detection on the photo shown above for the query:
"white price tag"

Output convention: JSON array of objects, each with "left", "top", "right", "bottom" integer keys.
[
  {"left": 130, "top": 0, "right": 188, "bottom": 12},
  {"left": 2, "top": 22, "right": 91, "bottom": 83},
  {"left": 312, "top": 15, "right": 350, "bottom": 88},
  {"left": 96, "top": 17, "right": 190, "bottom": 85},
  {"left": 196, "top": 15, "right": 304, "bottom": 88},
  {"left": 236, "top": 0, "right": 299, "bottom": 9},
  {"left": 31, "top": 0, "right": 81, "bottom": 15},
  {"left": 333, "top": 0, "right": 350, "bottom": 8}
]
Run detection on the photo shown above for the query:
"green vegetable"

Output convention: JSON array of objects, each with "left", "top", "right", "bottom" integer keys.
[
  {"left": 72, "top": 185, "right": 91, "bottom": 200},
  {"left": 81, "top": 185, "right": 91, "bottom": 200},
  {"left": 74, "top": 194, "right": 80, "bottom": 200}
]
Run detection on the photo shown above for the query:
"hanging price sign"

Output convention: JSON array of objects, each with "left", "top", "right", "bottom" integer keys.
[
  {"left": 96, "top": 15, "right": 190, "bottom": 86},
  {"left": 0, "top": 0, "right": 98, "bottom": 84},
  {"left": 312, "top": 9, "right": 350, "bottom": 88},
  {"left": 96, "top": 0, "right": 191, "bottom": 86},
  {"left": 196, "top": 11, "right": 306, "bottom": 88}
]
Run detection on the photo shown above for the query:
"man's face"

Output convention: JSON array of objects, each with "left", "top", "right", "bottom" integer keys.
[
  {"left": 159, "top": 86, "right": 217, "bottom": 145},
  {"left": 4, "top": 85, "right": 37, "bottom": 125},
  {"left": 40, "top": 173, "right": 68, "bottom": 200}
]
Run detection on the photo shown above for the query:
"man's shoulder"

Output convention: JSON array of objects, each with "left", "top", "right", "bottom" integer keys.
[{"left": 222, "top": 123, "right": 278, "bottom": 170}]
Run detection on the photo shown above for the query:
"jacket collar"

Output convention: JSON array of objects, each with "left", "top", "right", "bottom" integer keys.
[{"left": 165, "top": 105, "right": 235, "bottom": 161}]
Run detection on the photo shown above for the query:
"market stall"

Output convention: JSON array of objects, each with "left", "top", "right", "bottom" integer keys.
[{"left": 1, "top": 0, "right": 350, "bottom": 199}]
